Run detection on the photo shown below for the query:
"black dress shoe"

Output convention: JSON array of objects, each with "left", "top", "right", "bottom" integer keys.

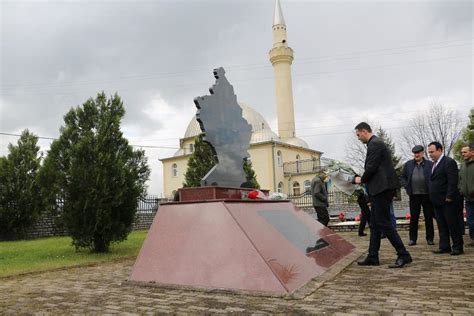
[
  {"left": 358, "top": 232, "right": 367, "bottom": 237},
  {"left": 357, "top": 257, "right": 380, "bottom": 266},
  {"left": 427, "top": 240, "right": 435, "bottom": 245},
  {"left": 450, "top": 250, "right": 464, "bottom": 256},
  {"left": 433, "top": 249, "right": 451, "bottom": 254},
  {"left": 408, "top": 240, "right": 416, "bottom": 246},
  {"left": 388, "top": 255, "right": 412, "bottom": 268}
]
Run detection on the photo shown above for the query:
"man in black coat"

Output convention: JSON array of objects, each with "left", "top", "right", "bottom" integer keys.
[
  {"left": 354, "top": 122, "right": 412, "bottom": 268},
  {"left": 428, "top": 141, "right": 464, "bottom": 255},
  {"left": 399, "top": 145, "right": 435, "bottom": 246}
]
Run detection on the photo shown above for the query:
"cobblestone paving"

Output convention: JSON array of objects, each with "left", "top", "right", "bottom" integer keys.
[{"left": 1, "top": 231, "right": 473, "bottom": 315}]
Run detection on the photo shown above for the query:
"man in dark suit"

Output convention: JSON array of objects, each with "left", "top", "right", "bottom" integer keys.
[
  {"left": 399, "top": 145, "right": 435, "bottom": 246},
  {"left": 428, "top": 141, "right": 464, "bottom": 255},
  {"left": 354, "top": 122, "right": 412, "bottom": 268}
]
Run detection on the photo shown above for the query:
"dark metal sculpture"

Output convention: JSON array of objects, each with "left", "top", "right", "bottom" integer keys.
[{"left": 194, "top": 67, "right": 252, "bottom": 187}]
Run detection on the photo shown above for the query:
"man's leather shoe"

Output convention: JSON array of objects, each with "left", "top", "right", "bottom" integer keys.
[
  {"left": 388, "top": 255, "right": 412, "bottom": 268},
  {"left": 408, "top": 240, "right": 416, "bottom": 246},
  {"left": 432, "top": 249, "right": 451, "bottom": 254},
  {"left": 450, "top": 250, "right": 464, "bottom": 256},
  {"left": 358, "top": 232, "right": 367, "bottom": 237},
  {"left": 427, "top": 240, "right": 435, "bottom": 245},
  {"left": 357, "top": 257, "right": 380, "bottom": 266}
]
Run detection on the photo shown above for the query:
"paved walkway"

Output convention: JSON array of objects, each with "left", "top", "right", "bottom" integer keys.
[{"left": 1, "top": 230, "right": 473, "bottom": 315}]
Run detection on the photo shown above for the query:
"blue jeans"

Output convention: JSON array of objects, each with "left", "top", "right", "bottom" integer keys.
[
  {"left": 466, "top": 200, "right": 474, "bottom": 241},
  {"left": 390, "top": 202, "right": 396, "bottom": 229}
]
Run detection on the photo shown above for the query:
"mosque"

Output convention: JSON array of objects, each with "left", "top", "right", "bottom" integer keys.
[{"left": 160, "top": 0, "right": 324, "bottom": 198}]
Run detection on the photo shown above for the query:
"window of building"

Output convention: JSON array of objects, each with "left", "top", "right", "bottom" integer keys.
[
  {"left": 292, "top": 181, "right": 300, "bottom": 195},
  {"left": 296, "top": 154, "right": 300, "bottom": 160},
  {"left": 277, "top": 182, "right": 284, "bottom": 193},
  {"left": 171, "top": 163, "right": 178, "bottom": 177},
  {"left": 277, "top": 150, "right": 282, "bottom": 166},
  {"left": 304, "top": 180, "right": 311, "bottom": 193},
  {"left": 189, "top": 144, "right": 194, "bottom": 153}
]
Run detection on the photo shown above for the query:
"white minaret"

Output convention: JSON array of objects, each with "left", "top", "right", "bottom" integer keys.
[{"left": 269, "top": 0, "right": 296, "bottom": 141}]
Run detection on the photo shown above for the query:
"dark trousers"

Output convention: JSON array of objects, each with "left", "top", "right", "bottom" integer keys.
[
  {"left": 433, "top": 201, "right": 464, "bottom": 252},
  {"left": 409, "top": 194, "right": 435, "bottom": 242},
  {"left": 368, "top": 190, "right": 409, "bottom": 259},
  {"left": 358, "top": 203, "right": 370, "bottom": 235},
  {"left": 314, "top": 206, "right": 329, "bottom": 226}
]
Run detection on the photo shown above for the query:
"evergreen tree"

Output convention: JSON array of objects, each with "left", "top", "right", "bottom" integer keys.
[
  {"left": 183, "top": 134, "right": 260, "bottom": 188},
  {"left": 243, "top": 158, "right": 260, "bottom": 189},
  {"left": 183, "top": 134, "right": 218, "bottom": 187},
  {"left": 375, "top": 127, "right": 402, "bottom": 171},
  {"left": 39, "top": 92, "right": 150, "bottom": 253},
  {"left": 0, "top": 130, "right": 43, "bottom": 240},
  {"left": 453, "top": 107, "right": 474, "bottom": 162}
]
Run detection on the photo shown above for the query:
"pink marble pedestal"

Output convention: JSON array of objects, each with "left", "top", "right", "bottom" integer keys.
[{"left": 129, "top": 187, "right": 355, "bottom": 295}]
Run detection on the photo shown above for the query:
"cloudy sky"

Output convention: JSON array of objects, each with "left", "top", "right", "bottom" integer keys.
[{"left": 1, "top": 0, "right": 472, "bottom": 196}]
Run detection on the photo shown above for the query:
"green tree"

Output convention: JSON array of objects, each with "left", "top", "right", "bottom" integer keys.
[
  {"left": 39, "top": 92, "right": 150, "bottom": 253},
  {"left": 183, "top": 134, "right": 260, "bottom": 188},
  {"left": 375, "top": 127, "right": 402, "bottom": 172},
  {"left": 453, "top": 107, "right": 474, "bottom": 162},
  {"left": 243, "top": 158, "right": 260, "bottom": 189},
  {"left": 0, "top": 130, "right": 43, "bottom": 240},
  {"left": 183, "top": 134, "right": 218, "bottom": 187}
]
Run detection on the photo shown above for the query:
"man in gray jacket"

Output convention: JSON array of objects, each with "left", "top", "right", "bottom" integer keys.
[
  {"left": 311, "top": 171, "right": 329, "bottom": 226},
  {"left": 399, "top": 145, "right": 435, "bottom": 246},
  {"left": 459, "top": 143, "right": 474, "bottom": 246}
]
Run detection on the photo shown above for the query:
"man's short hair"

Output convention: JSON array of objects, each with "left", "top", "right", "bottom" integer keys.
[
  {"left": 354, "top": 122, "right": 372, "bottom": 133},
  {"left": 428, "top": 141, "right": 443, "bottom": 150},
  {"left": 462, "top": 143, "right": 474, "bottom": 151}
]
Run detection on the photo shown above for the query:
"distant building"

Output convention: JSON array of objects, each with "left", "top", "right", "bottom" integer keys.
[{"left": 160, "top": 0, "right": 324, "bottom": 198}]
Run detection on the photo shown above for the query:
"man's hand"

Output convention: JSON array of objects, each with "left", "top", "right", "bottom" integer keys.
[
  {"left": 354, "top": 176, "right": 362, "bottom": 184},
  {"left": 446, "top": 198, "right": 453, "bottom": 202}
]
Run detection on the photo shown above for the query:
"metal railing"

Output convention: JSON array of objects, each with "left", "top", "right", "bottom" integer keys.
[{"left": 283, "top": 159, "right": 323, "bottom": 175}]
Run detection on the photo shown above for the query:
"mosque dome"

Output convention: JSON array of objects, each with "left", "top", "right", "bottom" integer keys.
[
  {"left": 284, "top": 137, "right": 309, "bottom": 148},
  {"left": 182, "top": 102, "right": 279, "bottom": 143},
  {"left": 176, "top": 102, "right": 308, "bottom": 157}
]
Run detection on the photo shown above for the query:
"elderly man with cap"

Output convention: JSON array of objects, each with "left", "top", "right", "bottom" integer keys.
[{"left": 400, "top": 145, "right": 436, "bottom": 246}]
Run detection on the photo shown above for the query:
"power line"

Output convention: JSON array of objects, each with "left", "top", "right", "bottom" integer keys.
[
  {"left": 0, "top": 132, "right": 180, "bottom": 150},
  {"left": 1, "top": 38, "right": 471, "bottom": 91}
]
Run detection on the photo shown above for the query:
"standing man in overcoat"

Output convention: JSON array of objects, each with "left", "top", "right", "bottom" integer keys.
[
  {"left": 311, "top": 171, "right": 329, "bottom": 226},
  {"left": 353, "top": 122, "right": 412, "bottom": 268},
  {"left": 459, "top": 143, "right": 474, "bottom": 246},
  {"left": 428, "top": 141, "right": 464, "bottom": 255},
  {"left": 399, "top": 145, "right": 435, "bottom": 246}
]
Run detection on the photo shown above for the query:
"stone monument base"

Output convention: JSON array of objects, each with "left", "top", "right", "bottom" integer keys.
[{"left": 129, "top": 187, "right": 356, "bottom": 296}]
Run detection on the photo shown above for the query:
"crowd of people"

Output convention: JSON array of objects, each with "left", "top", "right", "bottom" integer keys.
[{"left": 310, "top": 121, "right": 473, "bottom": 268}]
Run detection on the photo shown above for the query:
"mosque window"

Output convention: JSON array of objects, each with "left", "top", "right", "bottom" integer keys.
[
  {"left": 172, "top": 163, "right": 178, "bottom": 177},
  {"left": 304, "top": 180, "right": 311, "bottom": 193},
  {"left": 277, "top": 150, "right": 283, "bottom": 166},
  {"left": 277, "top": 182, "right": 284, "bottom": 193},
  {"left": 292, "top": 181, "right": 300, "bottom": 196}
]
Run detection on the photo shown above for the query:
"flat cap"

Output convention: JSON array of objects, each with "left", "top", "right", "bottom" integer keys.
[{"left": 412, "top": 145, "right": 424, "bottom": 153}]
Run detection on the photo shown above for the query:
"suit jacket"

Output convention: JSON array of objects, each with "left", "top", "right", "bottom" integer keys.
[
  {"left": 311, "top": 176, "right": 328, "bottom": 207},
  {"left": 429, "top": 155, "right": 460, "bottom": 206},
  {"left": 361, "top": 135, "right": 398, "bottom": 196},
  {"left": 399, "top": 158, "right": 433, "bottom": 195}
]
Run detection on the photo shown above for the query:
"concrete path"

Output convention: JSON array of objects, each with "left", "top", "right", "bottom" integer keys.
[{"left": 1, "top": 230, "right": 473, "bottom": 315}]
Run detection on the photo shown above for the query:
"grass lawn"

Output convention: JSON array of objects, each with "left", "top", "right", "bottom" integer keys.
[{"left": 0, "top": 230, "right": 148, "bottom": 278}]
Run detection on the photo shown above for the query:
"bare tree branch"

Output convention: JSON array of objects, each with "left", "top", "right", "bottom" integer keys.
[{"left": 400, "top": 102, "right": 463, "bottom": 157}]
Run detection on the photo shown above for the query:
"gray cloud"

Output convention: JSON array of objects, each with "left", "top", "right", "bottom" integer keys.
[{"left": 1, "top": 0, "right": 472, "bottom": 194}]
